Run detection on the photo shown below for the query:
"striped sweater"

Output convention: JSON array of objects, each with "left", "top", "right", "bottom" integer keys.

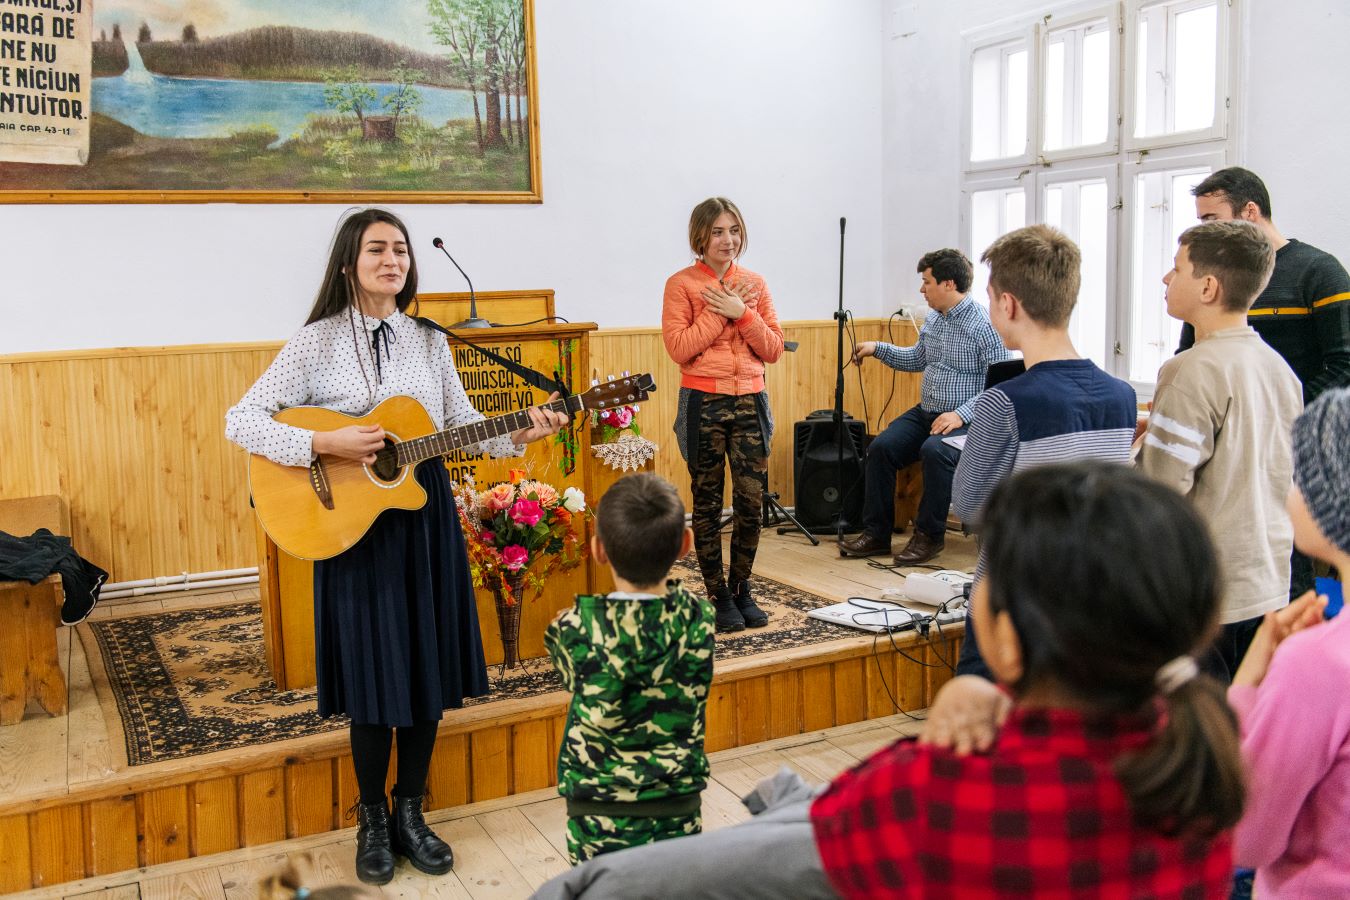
[{"left": 953, "top": 359, "right": 1137, "bottom": 527}]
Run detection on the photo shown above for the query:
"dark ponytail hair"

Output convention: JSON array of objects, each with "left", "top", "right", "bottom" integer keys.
[
  {"left": 979, "top": 462, "right": 1244, "bottom": 837},
  {"left": 305, "top": 207, "right": 420, "bottom": 326}
]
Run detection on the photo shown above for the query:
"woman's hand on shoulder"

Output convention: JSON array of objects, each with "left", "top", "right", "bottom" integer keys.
[
  {"left": 510, "top": 392, "right": 570, "bottom": 446},
  {"left": 701, "top": 283, "right": 747, "bottom": 321},
  {"left": 918, "top": 675, "right": 1012, "bottom": 756},
  {"left": 312, "top": 424, "right": 386, "bottom": 464}
]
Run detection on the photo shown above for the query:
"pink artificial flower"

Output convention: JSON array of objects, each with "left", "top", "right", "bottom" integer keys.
[
  {"left": 480, "top": 483, "right": 515, "bottom": 513},
  {"left": 519, "top": 480, "right": 559, "bottom": 507},
  {"left": 501, "top": 544, "right": 529, "bottom": 571},
  {"left": 509, "top": 499, "right": 543, "bottom": 527},
  {"left": 599, "top": 408, "right": 619, "bottom": 427},
  {"left": 479, "top": 530, "right": 496, "bottom": 545},
  {"left": 613, "top": 406, "right": 634, "bottom": 428}
]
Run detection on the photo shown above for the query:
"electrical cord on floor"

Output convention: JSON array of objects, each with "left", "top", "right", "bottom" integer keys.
[{"left": 850, "top": 595, "right": 965, "bottom": 721}]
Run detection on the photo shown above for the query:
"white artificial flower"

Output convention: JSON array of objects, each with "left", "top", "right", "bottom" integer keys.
[{"left": 561, "top": 486, "right": 586, "bottom": 513}]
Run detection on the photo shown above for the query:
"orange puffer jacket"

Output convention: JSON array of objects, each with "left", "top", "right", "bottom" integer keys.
[{"left": 661, "top": 261, "right": 786, "bottom": 395}]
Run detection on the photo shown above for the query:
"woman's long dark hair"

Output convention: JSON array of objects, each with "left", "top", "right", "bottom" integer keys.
[
  {"left": 305, "top": 207, "right": 420, "bottom": 326},
  {"left": 980, "top": 462, "right": 1244, "bottom": 837}
]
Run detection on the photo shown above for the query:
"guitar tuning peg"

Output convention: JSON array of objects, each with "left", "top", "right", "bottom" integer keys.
[
  {"left": 590, "top": 377, "right": 599, "bottom": 386},
  {"left": 622, "top": 370, "right": 630, "bottom": 378},
  {"left": 606, "top": 374, "right": 615, "bottom": 382}
]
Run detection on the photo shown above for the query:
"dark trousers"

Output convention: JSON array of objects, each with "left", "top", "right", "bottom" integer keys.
[
  {"left": 862, "top": 404, "right": 965, "bottom": 540},
  {"left": 956, "top": 608, "right": 994, "bottom": 681},
  {"left": 1200, "top": 616, "right": 1263, "bottom": 685}
]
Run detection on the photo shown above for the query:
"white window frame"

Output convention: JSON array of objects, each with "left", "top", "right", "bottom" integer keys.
[
  {"left": 1123, "top": 0, "right": 1234, "bottom": 152},
  {"left": 960, "top": 0, "right": 1238, "bottom": 389}
]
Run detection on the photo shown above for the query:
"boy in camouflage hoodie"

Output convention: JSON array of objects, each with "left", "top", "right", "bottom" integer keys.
[{"left": 545, "top": 473, "right": 716, "bottom": 864}]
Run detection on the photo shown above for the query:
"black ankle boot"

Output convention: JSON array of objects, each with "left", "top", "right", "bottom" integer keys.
[
  {"left": 733, "top": 580, "right": 768, "bottom": 628},
  {"left": 391, "top": 794, "right": 454, "bottom": 875},
  {"left": 712, "top": 586, "right": 745, "bottom": 632},
  {"left": 354, "top": 800, "right": 396, "bottom": 885}
]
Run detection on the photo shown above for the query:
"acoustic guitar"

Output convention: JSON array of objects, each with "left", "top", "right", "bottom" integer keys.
[{"left": 249, "top": 374, "right": 655, "bottom": 560}]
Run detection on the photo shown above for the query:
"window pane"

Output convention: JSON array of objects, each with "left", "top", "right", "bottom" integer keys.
[
  {"left": 1005, "top": 48, "right": 1029, "bottom": 157},
  {"left": 1041, "top": 179, "right": 1109, "bottom": 368},
  {"left": 970, "top": 40, "right": 1029, "bottom": 162},
  {"left": 1081, "top": 29, "right": 1110, "bottom": 145},
  {"left": 1043, "top": 19, "right": 1111, "bottom": 152},
  {"left": 970, "top": 187, "right": 1027, "bottom": 305},
  {"left": 1129, "top": 167, "right": 1209, "bottom": 382},
  {"left": 1134, "top": 0, "right": 1219, "bottom": 138},
  {"left": 1173, "top": 5, "right": 1217, "bottom": 132}
]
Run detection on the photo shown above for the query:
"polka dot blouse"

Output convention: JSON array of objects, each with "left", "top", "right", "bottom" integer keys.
[{"left": 225, "top": 309, "right": 524, "bottom": 467}]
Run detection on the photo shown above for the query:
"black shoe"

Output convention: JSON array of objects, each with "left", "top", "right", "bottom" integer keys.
[
  {"left": 354, "top": 800, "right": 396, "bottom": 885},
  {"left": 391, "top": 794, "right": 454, "bottom": 875},
  {"left": 712, "top": 586, "right": 745, "bottom": 632},
  {"left": 733, "top": 581, "right": 768, "bottom": 628}
]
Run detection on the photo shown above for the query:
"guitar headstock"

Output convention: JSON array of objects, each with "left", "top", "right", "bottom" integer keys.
[{"left": 579, "top": 373, "right": 656, "bottom": 411}]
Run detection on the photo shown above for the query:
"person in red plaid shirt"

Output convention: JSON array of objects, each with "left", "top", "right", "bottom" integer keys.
[{"left": 532, "top": 463, "right": 1243, "bottom": 900}]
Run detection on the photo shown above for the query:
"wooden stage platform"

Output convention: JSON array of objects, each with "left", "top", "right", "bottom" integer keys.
[{"left": 0, "top": 531, "right": 975, "bottom": 892}]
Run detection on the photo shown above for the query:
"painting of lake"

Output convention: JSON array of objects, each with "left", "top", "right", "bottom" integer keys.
[{"left": 0, "top": 0, "right": 539, "bottom": 201}]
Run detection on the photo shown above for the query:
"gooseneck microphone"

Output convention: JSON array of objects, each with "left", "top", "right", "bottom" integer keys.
[{"left": 431, "top": 237, "right": 491, "bottom": 329}]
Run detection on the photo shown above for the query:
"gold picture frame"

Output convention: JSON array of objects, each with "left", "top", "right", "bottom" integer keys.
[{"left": 0, "top": 0, "right": 541, "bottom": 203}]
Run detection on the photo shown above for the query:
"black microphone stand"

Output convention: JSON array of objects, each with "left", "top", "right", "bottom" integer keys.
[
  {"left": 432, "top": 237, "right": 491, "bottom": 329},
  {"left": 833, "top": 217, "right": 848, "bottom": 544}
]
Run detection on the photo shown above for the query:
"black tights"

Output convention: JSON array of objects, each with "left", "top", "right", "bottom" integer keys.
[{"left": 349, "top": 721, "right": 440, "bottom": 805}]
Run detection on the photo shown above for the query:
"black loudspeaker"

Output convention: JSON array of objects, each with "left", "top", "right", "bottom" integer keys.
[{"left": 793, "top": 411, "right": 868, "bottom": 532}]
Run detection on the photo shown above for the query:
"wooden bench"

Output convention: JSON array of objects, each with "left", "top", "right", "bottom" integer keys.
[{"left": 0, "top": 495, "right": 70, "bottom": 725}]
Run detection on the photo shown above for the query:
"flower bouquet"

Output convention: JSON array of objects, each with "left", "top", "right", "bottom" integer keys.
[
  {"left": 590, "top": 400, "right": 659, "bottom": 472},
  {"left": 454, "top": 469, "right": 588, "bottom": 668}
]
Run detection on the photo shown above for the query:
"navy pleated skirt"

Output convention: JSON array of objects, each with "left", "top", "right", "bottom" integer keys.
[{"left": 314, "top": 460, "right": 489, "bottom": 726}]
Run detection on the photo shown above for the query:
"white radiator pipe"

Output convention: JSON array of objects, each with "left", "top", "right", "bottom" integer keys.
[
  {"left": 100, "top": 574, "right": 259, "bottom": 602},
  {"left": 101, "top": 567, "right": 259, "bottom": 593}
]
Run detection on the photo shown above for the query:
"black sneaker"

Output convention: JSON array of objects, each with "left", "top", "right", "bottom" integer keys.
[
  {"left": 712, "top": 586, "right": 745, "bottom": 632},
  {"left": 733, "top": 580, "right": 768, "bottom": 628}
]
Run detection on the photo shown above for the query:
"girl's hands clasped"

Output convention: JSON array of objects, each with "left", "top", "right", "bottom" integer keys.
[{"left": 701, "top": 281, "right": 755, "bottom": 321}]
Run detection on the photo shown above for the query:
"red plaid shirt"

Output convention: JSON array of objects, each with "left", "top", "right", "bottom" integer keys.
[{"left": 811, "top": 707, "right": 1232, "bottom": 898}]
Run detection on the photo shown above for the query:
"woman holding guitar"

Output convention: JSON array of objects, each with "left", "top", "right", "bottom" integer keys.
[{"left": 226, "top": 208, "right": 566, "bottom": 885}]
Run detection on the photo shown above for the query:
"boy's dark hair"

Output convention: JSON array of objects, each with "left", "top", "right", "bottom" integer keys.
[
  {"left": 980, "top": 225, "right": 1080, "bottom": 327},
  {"left": 595, "top": 474, "right": 686, "bottom": 586},
  {"left": 917, "top": 248, "right": 974, "bottom": 294},
  {"left": 979, "top": 462, "right": 1244, "bottom": 837},
  {"left": 1178, "top": 220, "right": 1275, "bottom": 313},
  {"left": 1191, "top": 166, "right": 1272, "bottom": 220}
]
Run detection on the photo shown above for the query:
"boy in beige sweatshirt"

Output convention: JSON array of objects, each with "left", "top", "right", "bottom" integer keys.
[{"left": 1137, "top": 220, "right": 1303, "bottom": 682}]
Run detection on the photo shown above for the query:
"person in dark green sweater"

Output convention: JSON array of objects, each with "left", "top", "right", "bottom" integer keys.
[{"left": 544, "top": 473, "right": 715, "bottom": 864}]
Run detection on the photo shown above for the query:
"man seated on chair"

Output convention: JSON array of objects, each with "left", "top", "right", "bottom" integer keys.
[{"left": 840, "top": 248, "right": 1010, "bottom": 566}]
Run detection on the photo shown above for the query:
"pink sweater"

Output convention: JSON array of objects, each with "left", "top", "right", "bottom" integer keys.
[{"left": 1229, "top": 611, "right": 1350, "bottom": 898}]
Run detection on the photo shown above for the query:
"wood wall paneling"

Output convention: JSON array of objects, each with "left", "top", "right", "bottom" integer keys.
[{"left": 0, "top": 318, "right": 916, "bottom": 585}]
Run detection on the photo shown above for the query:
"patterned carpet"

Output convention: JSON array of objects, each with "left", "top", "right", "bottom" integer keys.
[{"left": 81, "top": 559, "right": 860, "bottom": 766}]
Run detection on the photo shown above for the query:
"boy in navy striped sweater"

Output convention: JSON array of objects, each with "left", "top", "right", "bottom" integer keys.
[{"left": 951, "top": 225, "right": 1137, "bottom": 678}]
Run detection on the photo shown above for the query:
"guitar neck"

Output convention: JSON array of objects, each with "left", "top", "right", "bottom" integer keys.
[{"left": 394, "top": 396, "right": 579, "bottom": 467}]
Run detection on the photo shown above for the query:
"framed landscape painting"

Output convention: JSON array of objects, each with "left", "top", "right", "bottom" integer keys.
[{"left": 0, "top": 0, "right": 540, "bottom": 203}]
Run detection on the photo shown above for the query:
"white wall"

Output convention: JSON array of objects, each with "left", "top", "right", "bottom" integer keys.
[
  {"left": 882, "top": 0, "right": 1350, "bottom": 317},
  {"left": 0, "top": 1, "right": 886, "bottom": 355}
]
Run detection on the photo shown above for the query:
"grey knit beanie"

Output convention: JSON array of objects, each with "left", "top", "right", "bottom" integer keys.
[{"left": 1291, "top": 387, "right": 1350, "bottom": 555}]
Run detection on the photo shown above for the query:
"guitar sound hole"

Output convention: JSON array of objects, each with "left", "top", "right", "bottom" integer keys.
[{"left": 371, "top": 441, "right": 401, "bottom": 482}]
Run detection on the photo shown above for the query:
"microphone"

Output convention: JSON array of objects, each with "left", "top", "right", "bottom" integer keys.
[
  {"left": 840, "top": 216, "right": 846, "bottom": 235},
  {"left": 431, "top": 237, "right": 490, "bottom": 329}
]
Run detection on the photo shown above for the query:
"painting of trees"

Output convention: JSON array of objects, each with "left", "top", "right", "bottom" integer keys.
[{"left": 427, "top": 0, "right": 528, "bottom": 154}]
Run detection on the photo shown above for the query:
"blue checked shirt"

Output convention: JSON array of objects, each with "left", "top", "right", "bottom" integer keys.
[{"left": 874, "top": 296, "right": 1010, "bottom": 423}]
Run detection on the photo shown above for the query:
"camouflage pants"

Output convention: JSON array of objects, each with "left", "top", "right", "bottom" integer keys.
[
  {"left": 687, "top": 393, "right": 769, "bottom": 597},
  {"left": 567, "top": 812, "right": 702, "bottom": 864}
]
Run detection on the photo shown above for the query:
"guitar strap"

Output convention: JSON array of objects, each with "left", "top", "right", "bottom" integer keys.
[{"left": 411, "top": 315, "right": 569, "bottom": 396}]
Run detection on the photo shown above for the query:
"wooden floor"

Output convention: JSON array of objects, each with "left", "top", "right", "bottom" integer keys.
[
  {"left": 0, "top": 528, "right": 976, "bottom": 808},
  {"left": 12, "top": 712, "right": 925, "bottom": 900}
]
